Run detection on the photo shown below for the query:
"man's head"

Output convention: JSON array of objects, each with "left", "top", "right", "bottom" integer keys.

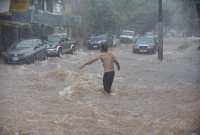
[{"left": 101, "top": 43, "right": 108, "bottom": 52}]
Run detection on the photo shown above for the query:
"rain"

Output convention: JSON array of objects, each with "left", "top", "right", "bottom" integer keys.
[{"left": 0, "top": 0, "right": 200, "bottom": 135}]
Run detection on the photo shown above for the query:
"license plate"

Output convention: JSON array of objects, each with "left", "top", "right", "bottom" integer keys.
[
  {"left": 12, "top": 57, "right": 19, "bottom": 61},
  {"left": 140, "top": 49, "right": 147, "bottom": 52}
]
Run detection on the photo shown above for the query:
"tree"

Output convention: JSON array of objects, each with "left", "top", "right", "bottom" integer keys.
[
  {"left": 80, "top": 0, "right": 194, "bottom": 35},
  {"left": 83, "top": 0, "right": 159, "bottom": 34}
]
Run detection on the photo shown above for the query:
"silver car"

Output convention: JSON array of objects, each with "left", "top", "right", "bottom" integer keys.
[
  {"left": 133, "top": 37, "right": 157, "bottom": 54},
  {"left": 5, "top": 39, "right": 47, "bottom": 64},
  {"left": 46, "top": 33, "right": 77, "bottom": 57}
]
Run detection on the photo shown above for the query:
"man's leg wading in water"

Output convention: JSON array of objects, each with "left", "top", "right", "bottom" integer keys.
[{"left": 103, "top": 71, "right": 115, "bottom": 93}]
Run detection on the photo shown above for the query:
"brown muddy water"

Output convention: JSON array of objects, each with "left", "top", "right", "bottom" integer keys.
[{"left": 0, "top": 38, "right": 200, "bottom": 135}]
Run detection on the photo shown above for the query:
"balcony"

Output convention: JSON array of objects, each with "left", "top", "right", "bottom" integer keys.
[
  {"left": 31, "top": 9, "right": 65, "bottom": 26},
  {"left": 0, "top": 8, "right": 67, "bottom": 26}
]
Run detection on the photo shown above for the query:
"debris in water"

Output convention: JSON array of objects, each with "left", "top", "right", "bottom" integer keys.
[
  {"left": 0, "top": 127, "right": 11, "bottom": 135},
  {"left": 46, "top": 69, "right": 66, "bottom": 81},
  {"left": 59, "top": 71, "right": 102, "bottom": 97},
  {"left": 59, "top": 85, "right": 81, "bottom": 97},
  {"left": 17, "top": 129, "right": 31, "bottom": 135}
]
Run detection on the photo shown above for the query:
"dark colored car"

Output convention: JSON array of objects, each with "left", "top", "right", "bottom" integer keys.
[
  {"left": 5, "top": 39, "right": 47, "bottom": 64},
  {"left": 133, "top": 37, "right": 157, "bottom": 54},
  {"left": 46, "top": 33, "right": 77, "bottom": 57},
  {"left": 87, "top": 34, "right": 116, "bottom": 50}
]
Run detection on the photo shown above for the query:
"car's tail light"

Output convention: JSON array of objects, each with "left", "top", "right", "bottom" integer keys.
[{"left": 18, "top": 54, "right": 24, "bottom": 56}]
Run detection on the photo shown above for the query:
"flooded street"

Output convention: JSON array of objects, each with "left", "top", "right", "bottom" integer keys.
[{"left": 0, "top": 38, "right": 200, "bottom": 135}]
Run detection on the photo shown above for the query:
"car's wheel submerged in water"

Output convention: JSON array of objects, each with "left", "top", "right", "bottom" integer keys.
[
  {"left": 133, "top": 49, "right": 138, "bottom": 54},
  {"left": 27, "top": 55, "right": 35, "bottom": 64},
  {"left": 72, "top": 46, "right": 76, "bottom": 54},
  {"left": 152, "top": 48, "right": 156, "bottom": 54},
  {"left": 57, "top": 48, "right": 62, "bottom": 57},
  {"left": 41, "top": 52, "right": 48, "bottom": 60},
  {"left": 70, "top": 45, "right": 77, "bottom": 55}
]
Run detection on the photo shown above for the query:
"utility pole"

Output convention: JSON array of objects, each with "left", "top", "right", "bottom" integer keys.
[{"left": 158, "top": 0, "right": 163, "bottom": 61}]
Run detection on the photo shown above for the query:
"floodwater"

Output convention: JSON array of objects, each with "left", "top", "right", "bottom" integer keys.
[{"left": 0, "top": 38, "right": 200, "bottom": 135}]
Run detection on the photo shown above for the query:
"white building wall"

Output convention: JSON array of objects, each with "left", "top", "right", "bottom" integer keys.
[{"left": 0, "top": 0, "right": 11, "bottom": 13}]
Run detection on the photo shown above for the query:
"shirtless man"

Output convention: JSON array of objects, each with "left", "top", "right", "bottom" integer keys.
[{"left": 80, "top": 44, "right": 120, "bottom": 93}]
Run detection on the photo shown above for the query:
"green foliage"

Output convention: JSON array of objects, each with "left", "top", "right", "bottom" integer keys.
[
  {"left": 83, "top": 0, "right": 159, "bottom": 34},
  {"left": 82, "top": 0, "right": 188, "bottom": 35},
  {"left": 85, "top": 0, "right": 116, "bottom": 33}
]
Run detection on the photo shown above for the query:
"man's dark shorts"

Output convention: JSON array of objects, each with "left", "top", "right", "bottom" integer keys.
[{"left": 103, "top": 71, "right": 115, "bottom": 93}]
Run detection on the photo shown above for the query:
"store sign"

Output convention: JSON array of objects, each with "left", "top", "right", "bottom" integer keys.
[
  {"left": 0, "top": 0, "right": 11, "bottom": 13},
  {"left": 10, "top": 0, "right": 30, "bottom": 12}
]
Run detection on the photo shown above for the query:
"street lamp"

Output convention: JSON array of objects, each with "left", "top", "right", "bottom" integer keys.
[{"left": 158, "top": 0, "right": 163, "bottom": 61}]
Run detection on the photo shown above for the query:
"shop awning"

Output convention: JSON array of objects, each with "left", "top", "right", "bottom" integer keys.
[{"left": 0, "top": 20, "right": 30, "bottom": 28}]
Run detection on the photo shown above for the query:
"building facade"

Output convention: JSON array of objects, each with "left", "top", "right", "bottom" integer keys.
[
  {"left": 0, "top": 0, "right": 71, "bottom": 52},
  {"left": 183, "top": 0, "right": 200, "bottom": 36}
]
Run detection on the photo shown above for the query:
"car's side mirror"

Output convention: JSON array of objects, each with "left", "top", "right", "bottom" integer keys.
[
  {"left": 43, "top": 40, "right": 48, "bottom": 44},
  {"left": 34, "top": 45, "right": 40, "bottom": 49}
]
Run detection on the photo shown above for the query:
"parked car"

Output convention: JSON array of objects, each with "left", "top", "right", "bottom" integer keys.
[
  {"left": 133, "top": 36, "right": 157, "bottom": 54},
  {"left": 112, "top": 35, "right": 120, "bottom": 47},
  {"left": 145, "top": 32, "right": 154, "bottom": 37},
  {"left": 5, "top": 39, "right": 47, "bottom": 64},
  {"left": 120, "top": 30, "right": 135, "bottom": 43},
  {"left": 46, "top": 33, "right": 77, "bottom": 57},
  {"left": 87, "top": 34, "right": 116, "bottom": 50}
]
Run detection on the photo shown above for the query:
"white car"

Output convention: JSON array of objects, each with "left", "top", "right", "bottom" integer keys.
[
  {"left": 120, "top": 30, "right": 135, "bottom": 43},
  {"left": 112, "top": 35, "right": 120, "bottom": 47}
]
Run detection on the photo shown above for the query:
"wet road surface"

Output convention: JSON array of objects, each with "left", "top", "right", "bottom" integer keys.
[{"left": 0, "top": 38, "right": 200, "bottom": 135}]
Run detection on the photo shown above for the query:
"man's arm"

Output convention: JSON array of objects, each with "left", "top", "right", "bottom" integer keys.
[
  {"left": 80, "top": 56, "right": 100, "bottom": 69},
  {"left": 113, "top": 56, "right": 120, "bottom": 70}
]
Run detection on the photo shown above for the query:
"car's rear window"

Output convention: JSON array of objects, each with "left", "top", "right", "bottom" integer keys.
[
  {"left": 137, "top": 38, "right": 154, "bottom": 44},
  {"left": 15, "top": 40, "right": 38, "bottom": 49}
]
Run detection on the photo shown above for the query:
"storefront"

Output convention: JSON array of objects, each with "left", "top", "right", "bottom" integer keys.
[{"left": 0, "top": 0, "right": 67, "bottom": 53}]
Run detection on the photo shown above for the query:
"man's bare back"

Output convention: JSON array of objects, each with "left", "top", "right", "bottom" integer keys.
[{"left": 100, "top": 52, "right": 118, "bottom": 72}]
